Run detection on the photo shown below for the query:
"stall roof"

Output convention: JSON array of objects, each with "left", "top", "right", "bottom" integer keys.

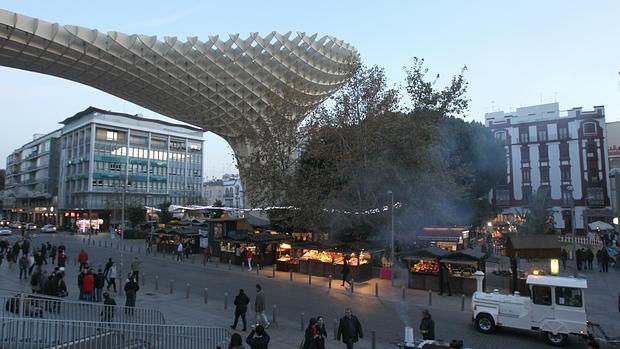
[
  {"left": 225, "top": 232, "right": 291, "bottom": 243},
  {"left": 402, "top": 247, "right": 449, "bottom": 260},
  {"left": 505, "top": 234, "right": 561, "bottom": 259},
  {"left": 442, "top": 248, "right": 486, "bottom": 261}
]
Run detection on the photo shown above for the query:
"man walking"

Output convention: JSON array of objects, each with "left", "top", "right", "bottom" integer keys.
[
  {"left": 78, "top": 249, "right": 89, "bottom": 270},
  {"left": 341, "top": 257, "right": 351, "bottom": 287},
  {"left": 177, "top": 242, "right": 184, "bottom": 261},
  {"left": 439, "top": 264, "right": 451, "bottom": 296},
  {"left": 106, "top": 261, "right": 118, "bottom": 293},
  {"left": 18, "top": 254, "right": 28, "bottom": 280},
  {"left": 231, "top": 289, "right": 250, "bottom": 331},
  {"left": 131, "top": 257, "right": 141, "bottom": 283},
  {"left": 101, "top": 292, "right": 116, "bottom": 322},
  {"left": 419, "top": 309, "right": 435, "bottom": 340},
  {"left": 560, "top": 249, "right": 568, "bottom": 270},
  {"left": 586, "top": 248, "right": 594, "bottom": 270},
  {"left": 337, "top": 308, "right": 363, "bottom": 349},
  {"left": 95, "top": 268, "right": 105, "bottom": 302},
  {"left": 124, "top": 273, "right": 140, "bottom": 315},
  {"left": 254, "top": 284, "right": 270, "bottom": 328}
]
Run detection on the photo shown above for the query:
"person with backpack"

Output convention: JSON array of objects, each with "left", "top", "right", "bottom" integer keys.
[
  {"left": 124, "top": 273, "right": 140, "bottom": 315},
  {"left": 231, "top": 289, "right": 250, "bottom": 331},
  {"left": 246, "top": 325, "right": 270, "bottom": 349}
]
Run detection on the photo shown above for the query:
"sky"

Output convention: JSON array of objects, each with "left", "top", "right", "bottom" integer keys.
[{"left": 1, "top": 1, "right": 619, "bottom": 179}]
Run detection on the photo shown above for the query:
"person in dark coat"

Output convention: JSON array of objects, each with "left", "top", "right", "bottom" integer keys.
[
  {"left": 315, "top": 316, "right": 327, "bottom": 349},
  {"left": 586, "top": 248, "right": 594, "bottom": 270},
  {"left": 231, "top": 289, "right": 250, "bottom": 331},
  {"left": 303, "top": 317, "right": 320, "bottom": 349},
  {"left": 419, "top": 309, "right": 435, "bottom": 340},
  {"left": 94, "top": 269, "right": 105, "bottom": 302},
  {"left": 337, "top": 308, "right": 363, "bottom": 349},
  {"left": 601, "top": 248, "right": 610, "bottom": 273},
  {"left": 246, "top": 324, "right": 270, "bottom": 349},
  {"left": 576, "top": 248, "right": 583, "bottom": 271},
  {"left": 124, "top": 274, "right": 140, "bottom": 315},
  {"left": 439, "top": 264, "right": 451, "bottom": 296},
  {"left": 341, "top": 258, "right": 351, "bottom": 287},
  {"left": 101, "top": 292, "right": 117, "bottom": 322},
  {"left": 560, "top": 249, "right": 568, "bottom": 270}
]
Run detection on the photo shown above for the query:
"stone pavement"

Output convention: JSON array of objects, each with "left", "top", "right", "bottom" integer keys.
[{"left": 1, "top": 231, "right": 618, "bottom": 348}]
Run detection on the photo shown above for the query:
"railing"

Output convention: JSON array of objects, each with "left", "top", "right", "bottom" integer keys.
[
  {"left": 0, "top": 317, "right": 230, "bottom": 349},
  {"left": 558, "top": 235, "right": 603, "bottom": 246},
  {"left": 0, "top": 292, "right": 165, "bottom": 325}
]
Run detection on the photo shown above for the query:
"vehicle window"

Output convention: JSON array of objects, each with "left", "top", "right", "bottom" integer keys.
[
  {"left": 555, "top": 287, "right": 583, "bottom": 307},
  {"left": 532, "top": 285, "right": 552, "bottom": 305}
]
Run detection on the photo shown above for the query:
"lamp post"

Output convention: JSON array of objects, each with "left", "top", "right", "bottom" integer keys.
[
  {"left": 566, "top": 185, "right": 577, "bottom": 277},
  {"left": 387, "top": 190, "right": 394, "bottom": 286}
]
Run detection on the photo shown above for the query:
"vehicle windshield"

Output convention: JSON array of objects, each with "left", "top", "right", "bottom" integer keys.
[{"left": 555, "top": 287, "right": 583, "bottom": 307}]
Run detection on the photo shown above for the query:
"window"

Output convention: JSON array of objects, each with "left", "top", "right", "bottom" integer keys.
[
  {"left": 537, "top": 127, "right": 548, "bottom": 142},
  {"left": 538, "top": 144, "right": 548, "bottom": 161},
  {"left": 522, "top": 186, "right": 532, "bottom": 203},
  {"left": 106, "top": 131, "right": 118, "bottom": 142},
  {"left": 586, "top": 143, "right": 597, "bottom": 159},
  {"left": 540, "top": 167, "right": 550, "bottom": 183},
  {"left": 532, "top": 285, "right": 552, "bottom": 305},
  {"left": 558, "top": 125, "right": 569, "bottom": 140},
  {"left": 522, "top": 169, "right": 531, "bottom": 182},
  {"left": 555, "top": 287, "right": 583, "bottom": 307},
  {"left": 561, "top": 167, "right": 571, "bottom": 181},
  {"left": 561, "top": 189, "right": 572, "bottom": 207},
  {"left": 521, "top": 146, "right": 530, "bottom": 162},
  {"left": 519, "top": 131, "right": 530, "bottom": 144},
  {"left": 495, "top": 131, "right": 506, "bottom": 143},
  {"left": 583, "top": 122, "right": 596, "bottom": 135},
  {"left": 559, "top": 143, "right": 569, "bottom": 159}
]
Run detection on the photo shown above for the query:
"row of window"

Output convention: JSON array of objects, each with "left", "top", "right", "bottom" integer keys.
[
  {"left": 521, "top": 167, "right": 571, "bottom": 183},
  {"left": 495, "top": 122, "right": 598, "bottom": 144}
]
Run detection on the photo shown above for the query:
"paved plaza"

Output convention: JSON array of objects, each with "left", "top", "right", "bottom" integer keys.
[{"left": 1, "top": 232, "right": 618, "bottom": 348}]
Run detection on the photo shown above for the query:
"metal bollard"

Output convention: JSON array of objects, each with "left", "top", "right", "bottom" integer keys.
[
  {"left": 256, "top": 264, "right": 260, "bottom": 276},
  {"left": 204, "top": 288, "right": 208, "bottom": 304},
  {"left": 300, "top": 312, "right": 305, "bottom": 331},
  {"left": 224, "top": 292, "right": 228, "bottom": 310},
  {"left": 170, "top": 280, "right": 174, "bottom": 294},
  {"left": 403, "top": 286, "right": 406, "bottom": 301},
  {"left": 228, "top": 260, "right": 231, "bottom": 270},
  {"left": 308, "top": 272, "right": 312, "bottom": 285},
  {"left": 333, "top": 319, "right": 338, "bottom": 339},
  {"left": 155, "top": 275, "right": 159, "bottom": 290},
  {"left": 130, "top": 246, "right": 133, "bottom": 253},
  {"left": 372, "top": 330, "right": 376, "bottom": 349},
  {"left": 328, "top": 275, "right": 332, "bottom": 289},
  {"left": 272, "top": 304, "right": 277, "bottom": 324},
  {"left": 138, "top": 247, "right": 141, "bottom": 254},
  {"left": 351, "top": 280, "right": 354, "bottom": 293},
  {"left": 428, "top": 289, "right": 432, "bottom": 306},
  {"left": 215, "top": 260, "right": 219, "bottom": 268},
  {"left": 186, "top": 283, "right": 190, "bottom": 299},
  {"left": 375, "top": 283, "right": 379, "bottom": 297},
  {"left": 461, "top": 294, "right": 465, "bottom": 311},
  {"left": 289, "top": 267, "right": 293, "bottom": 281},
  {"left": 272, "top": 265, "right": 276, "bottom": 278}
]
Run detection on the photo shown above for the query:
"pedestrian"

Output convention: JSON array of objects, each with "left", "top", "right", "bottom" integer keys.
[
  {"left": 50, "top": 244, "right": 57, "bottom": 264},
  {"left": 78, "top": 269, "right": 85, "bottom": 300},
  {"left": 18, "top": 254, "right": 28, "bottom": 280},
  {"left": 0, "top": 247, "right": 4, "bottom": 267},
  {"left": 203, "top": 245, "right": 212, "bottom": 263},
  {"left": 41, "top": 243, "right": 48, "bottom": 265},
  {"left": 228, "top": 332, "right": 244, "bottom": 349},
  {"left": 131, "top": 256, "right": 141, "bottom": 283},
  {"left": 337, "top": 308, "right": 363, "bottom": 349},
  {"left": 177, "top": 242, "right": 184, "bottom": 261},
  {"left": 439, "top": 264, "right": 451, "bottom": 296},
  {"left": 315, "top": 316, "right": 327, "bottom": 349},
  {"left": 246, "top": 248, "right": 253, "bottom": 271},
  {"left": 145, "top": 235, "right": 152, "bottom": 254},
  {"left": 82, "top": 269, "right": 95, "bottom": 302},
  {"left": 576, "top": 248, "right": 583, "bottom": 271},
  {"left": 78, "top": 249, "right": 89, "bottom": 270},
  {"left": 124, "top": 273, "right": 140, "bottom": 315},
  {"left": 106, "top": 262, "right": 118, "bottom": 292},
  {"left": 254, "top": 284, "right": 270, "bottom": 328},
  {"left": 560, "top": 249, "right": 568, "bottom": 270},
  {"left": 57, "top": 251, "right": 67, "bottom": 268},
  {"left": 246, "top": 324, "right": 270, "bottom": 349},
  {"left": 104, "top": 258, "right": 114, "bottom": 275},
  {"left": 101, "top": 292, "right": 117, "bottom": 322},
  {"left": 341, "top": 257, "right": 351, "bottom": 287},
  {"left": 419, "top": 309, "right": 435, "bottom": 340},
  {"left": 586, "top": 248, "right": 594, "bottom": 270},
  {"left": 231, "top": 289, "right": 250, "bottom": 331},
  {"left": 184, "top": 246, "right": 191, "bottom": 260},
  {"left": 601, "top": 248, "right": 610, "bottom": 273},
  {"left": 57, "top": 272, "right": 68, "bottom": 297},
  {"left": 95, "top": 268, "right": 105, "bottom": 302},
  {"left": 303, "top": 317, "right": 320, "bottom": 349}
]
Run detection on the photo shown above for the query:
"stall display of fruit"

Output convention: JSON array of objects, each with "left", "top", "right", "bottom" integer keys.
[{"left": 410, "top": 259, "right": 439, "bottom": 274}]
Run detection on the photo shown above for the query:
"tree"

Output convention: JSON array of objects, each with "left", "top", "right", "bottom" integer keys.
[
  {"left": 126, "top": 206, "right": 146, "bottom": 227},
  {"left": 157, "top": 201, "right": 173, "bottom": 225},
  {"left": 517, "top": 189, "right": 556, "bottom": 235}
]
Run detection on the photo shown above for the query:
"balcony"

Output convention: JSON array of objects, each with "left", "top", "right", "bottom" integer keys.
[{"left": 586, "top": 198, "right": 605, "bottom": 207}]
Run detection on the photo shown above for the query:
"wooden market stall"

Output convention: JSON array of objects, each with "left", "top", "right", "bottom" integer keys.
[
  {"left": 416, "top": 227, "right": 469, "bottom": 251},
  {"left": 404, "top": 247, "right": 448, "bottom": 291},
  {"left": 153, "top": 228, "right": 200, "bottom": 254},
  {"left": 505, "top": 234, "right": 562, "bottom": 294},
  {"left": 219, "top": 231, "right": 292, "bottom": 267},
  {"left": 440, "top": 248, "right": 486, "bottom": 295}
]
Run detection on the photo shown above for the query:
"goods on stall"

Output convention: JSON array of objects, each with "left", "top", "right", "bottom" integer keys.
[
  {"left": 277, "top": 254, "right": 292, "bottom": 262},
  {"left": 300, "top": 250, "right": 334, "bottom": 263},
  {"left": 411, "top": 259, "right": 440, "bottom": 274},
  {"left": 445, "top": 263, "right": 476, "bottom": 278}
]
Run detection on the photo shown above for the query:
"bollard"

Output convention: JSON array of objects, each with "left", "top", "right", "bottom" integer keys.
[
  {"left": 224, "top": 292, "right": 228, "bottom": 310},
  {"left": 204, "top": 288, "right": 208, "bottom": 304},
  {"left": 215, "top": 260, "right": 219, "bottom": 268},
  {"left": 272, "top": 304, "right": 277, "bottom": 324},
  {"left": 375, "top": 283, "right": 379, "bottom": 297},
  {"left": 138, "top": 247, "right": 141, "bottom": 254},
  {"left": 272, "top": 265, "right": 276, "bottom": 278},
  {"left": 228, "top": 260, "right": 231, "bottom": 270},
  {"left": 289, "top": 267, "right": 293, "bottom": 281},
  {"left": 155, "top": 275, "right": 159, "bottom": 290},
  {"left": 428, "top": 289, "right": 432, "bottom": 306},
  {"left": 170, "top": 280, "right": 174, "bottom": 294},
  {"left": 300, "top": 312, "right": 305, "bottom": 331},
  {"left": 461, "top": 294, "right": 465, "bottom": 311},
  {"left": 186, "top": 283, "right": 190, "bottom": 299},
  {"left": 333, "top": 319, "right": 338, "bottom": 339},
  {"left": 308, "top": 272, "right": 312, "bottom": 285},
  {"left": 402, "top": 286, "right": 406, "bottom": 301},
  {"left": 328, "top": 275, "right": 332, "bottom": 289},
  {"left": 141, "top": 273, "right": 145, "bottom": 286},
  {"left": 256, "top": 264, "right": 260, "bottom": 276},
  {"left": 130, "top": 246, "right": 133, "bottom": 253},
  {"left": 372, "top": 330, "right": 376, "bottom": 349},
  {"left": 351, "top": 280, "right": 354, "bottom": 293}
]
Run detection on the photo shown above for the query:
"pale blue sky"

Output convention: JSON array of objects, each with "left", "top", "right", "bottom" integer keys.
[{"left": 1, "top": 1, "right": 619, "bottom": 178}]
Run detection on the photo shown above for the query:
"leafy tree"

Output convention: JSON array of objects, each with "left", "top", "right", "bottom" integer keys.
[
  {"left": 157, "top": 201, "right": 173, "bottom": 225},
  {"left": 517, "top": 189, "right": 556, "bottom": 234},
  {"left": 126, "top": 206, "right": 146, "bottom": 227},
  {"left": 210, "top": 199, "right": 224, "bottom": 218}
]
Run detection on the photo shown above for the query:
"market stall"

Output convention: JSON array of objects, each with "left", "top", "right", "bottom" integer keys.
[
  {"left": 440, "top": 248, "right": 486, "bottom": 295},
  {"left": 153, "top": 228, "right": 200, "bottom": 254},
  {"left": 505, "top": 234, "right": 561, "bottom": 294},
  {"left": 219, "top": 231, "right": 291, "bottom": 267},
  {"left": 415, "top": 227, "right": 469, "bottom": 251},
  {"left": 404, "top": 247, "right": 447, "bottom": 291}
]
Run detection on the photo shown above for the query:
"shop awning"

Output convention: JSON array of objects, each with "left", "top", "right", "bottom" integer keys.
[
  {"left": 441, "top": 248, "right": 486, "bottom": 263},
  {"left": 505, "top": 234, "right": 561, "bottom": 259},
  {"left": 225, "top": 232, "right": 290, "bottom": 243},
  {"left": 587, "top": 220, "right": 614, "bottom": 231},
  {"left": 403, "top": 247, "right": 449, "bottom": 260}
]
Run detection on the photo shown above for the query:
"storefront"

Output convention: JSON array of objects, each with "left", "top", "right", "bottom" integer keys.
[
  {"left": 219, "top": 232, "right": 291, "bottom": 267},
  {"left": 440, "top": 248, "right": 486, "bottom": 295},
  {"left": 405, "top": 247, "right": 447, "bottom": 291}
]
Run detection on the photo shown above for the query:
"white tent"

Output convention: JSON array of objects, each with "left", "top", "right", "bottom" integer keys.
[{"left": 587, "top": 220, "right": 614, "bottom": 231}]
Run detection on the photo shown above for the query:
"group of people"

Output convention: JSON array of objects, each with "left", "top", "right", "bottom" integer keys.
[
  {"left": 231, "top": 284, "right": 270, "bottom": 332},
  {"left": 561, "top": 247, "right": 613, "bottom": 272},
  {"left": 233, "top": 244, "right": 255, "bottom": 271}
]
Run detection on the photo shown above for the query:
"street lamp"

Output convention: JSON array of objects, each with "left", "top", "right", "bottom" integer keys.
[
  {"left": 387, "top": 190, "right": 394, "bottom": 286},
  {"left": 566, "top": 185, "right": 577, "bottom": 277}
]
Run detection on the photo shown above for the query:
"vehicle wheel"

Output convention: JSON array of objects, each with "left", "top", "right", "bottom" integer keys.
[
  {"left": 475, "top": 314, "right": 495, "bottom": 333},
  {"left": 544, "top": 332, "right": 567, "bottom": 346}
]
